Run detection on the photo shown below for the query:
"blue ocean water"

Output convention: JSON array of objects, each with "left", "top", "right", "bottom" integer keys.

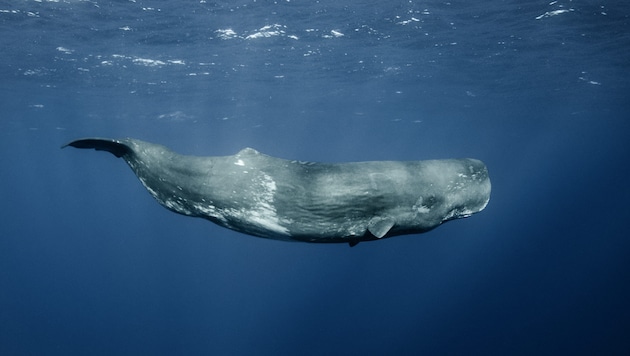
[{"left": 1, "top": 0, "right": 629, "bottom": 354}]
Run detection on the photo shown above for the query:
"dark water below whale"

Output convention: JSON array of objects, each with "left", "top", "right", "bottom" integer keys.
[{"left": 1, "top": 1, "right": 629, "bottom": 355}]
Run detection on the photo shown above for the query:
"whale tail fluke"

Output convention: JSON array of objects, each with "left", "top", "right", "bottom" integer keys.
[{"left": 62, "top": 138, "right": 131, "bottom": 158}]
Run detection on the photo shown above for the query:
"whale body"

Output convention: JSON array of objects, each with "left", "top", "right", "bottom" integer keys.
[{"left": 63, "top": 138, "right": 491, "bottom": 246}]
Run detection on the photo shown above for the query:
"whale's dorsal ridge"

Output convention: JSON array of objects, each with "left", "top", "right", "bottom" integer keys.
[{"left": 237, "top": 147, "right": 261, "bottom": 156}]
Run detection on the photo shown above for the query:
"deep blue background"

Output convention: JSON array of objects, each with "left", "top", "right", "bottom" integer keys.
[{"left": 1, "top": 1, "right": 629, "bottom": 355}]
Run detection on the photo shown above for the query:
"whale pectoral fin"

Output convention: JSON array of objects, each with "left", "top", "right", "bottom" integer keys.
[
  {"left": 62, "top": 138, "right": 131, "bottom": 158},
  {"left": 367, "top": 217, "right": 395, "bottom": 238}
]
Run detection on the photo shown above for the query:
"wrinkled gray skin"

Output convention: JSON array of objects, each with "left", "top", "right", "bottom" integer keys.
[{"left": 63, "top": 138, "right": 491, "bottom": 246}]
